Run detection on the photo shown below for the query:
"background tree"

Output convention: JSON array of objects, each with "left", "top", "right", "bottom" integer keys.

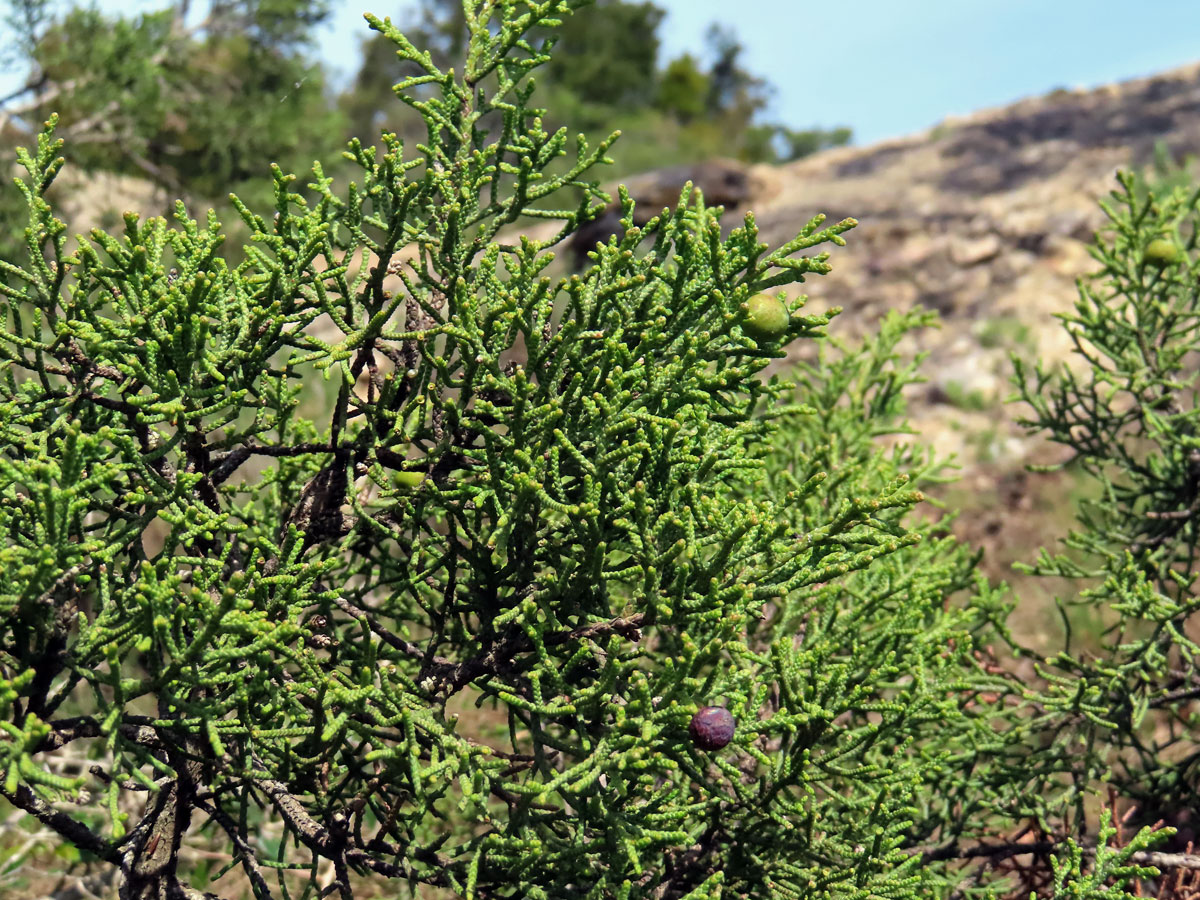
[
  {"left": 654, "top": 53, "right": 709, "bottom": 124},
  {"left": 344, "top": 0, "right": 851, "bottom": 174},
  {"left": 541, "top": 0, "right": 663, "bottom": 107},
  {"left": 0, "top": 0, "right": 344, "bottom": 267},
  {"left": 341, "top": 0, "right": 467, "bottom": 142},
  {"left": 702, "top": 24, "right": 769, "bottom": 132}
]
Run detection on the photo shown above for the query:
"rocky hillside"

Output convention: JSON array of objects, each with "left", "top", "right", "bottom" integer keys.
[{"left": 742, "top": 61, "right": 1200, "bottom": 468}]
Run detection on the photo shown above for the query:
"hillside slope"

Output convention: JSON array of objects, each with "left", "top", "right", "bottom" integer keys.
[{"left": 748, "top": 61, "right": 1200, "bottom": 466}]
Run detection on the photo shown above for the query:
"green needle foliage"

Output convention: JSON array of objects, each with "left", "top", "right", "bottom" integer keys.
[
  {"left": 0, "top": 2, "right": 1196, "bottom": 900},
  {"left": 1015, "top": 171, "right": 1200, "bottom": 591},
  {"left": 1043, "top": 810, "right": 1163, "bottom": 900},
  {"left": 1006, "top": 170, "right": 1200, "bottom": 873}
]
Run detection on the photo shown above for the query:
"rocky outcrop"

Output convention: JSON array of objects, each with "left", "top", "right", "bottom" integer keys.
[{"left": 744, "top": 61, "right": 1200, "bottom": 466}]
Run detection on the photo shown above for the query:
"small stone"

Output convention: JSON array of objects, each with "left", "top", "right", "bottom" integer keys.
[
  {"left": 950, "top": 233, "right": 1002, "bottom": 267},
  {"left": 689, "top": 706, "right": 735, "bottom": 750}
]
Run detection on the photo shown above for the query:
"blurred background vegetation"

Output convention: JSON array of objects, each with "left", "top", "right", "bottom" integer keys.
[{"left": 0, "top": 0, "right": 851, "bottom": 268}]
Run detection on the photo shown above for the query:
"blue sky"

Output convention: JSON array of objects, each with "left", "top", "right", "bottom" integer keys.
[
  {"left": 654, "top": 0, "right": 1200, "bottom": 145},
  {"left": 6, "top": 1, "right": 1200, "bottom": 147},
  {"left": 330, "top": 0, "right": 1200, "bottom": 146}
]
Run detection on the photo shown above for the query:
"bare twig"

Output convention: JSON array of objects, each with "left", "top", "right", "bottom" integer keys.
[
  {"left": 195, "top": 797, "right": 276, "bottom": 900},
  {"left": 923, "top": 837, "right": 1200, "bottom": 872},
  {"left": 0, "top": 782, "right": 114, "bottom": 861}
]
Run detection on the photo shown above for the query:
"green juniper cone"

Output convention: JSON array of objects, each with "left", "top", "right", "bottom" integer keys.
[
  {"left": 0, "top": 1, "right": 1189, "bottom": 899},
  {"left": 687, "top": 705, "right": 734, "bottom": 751},
  {"left": 1142, "top": 236, "right": 1181, "bottom": 266},
  {"left": 740, "top": 292, "right": 790, "bottom": 342}
]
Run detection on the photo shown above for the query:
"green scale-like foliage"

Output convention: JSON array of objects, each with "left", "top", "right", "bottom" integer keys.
[
  {"left": 999, "top": 171, "right": 1200, "bottom": 863},
  {"left": 0, "top": 2, "right": 1181, "bottom": 900}
]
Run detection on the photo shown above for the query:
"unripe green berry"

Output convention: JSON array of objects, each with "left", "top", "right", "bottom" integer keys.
[
  {"left": 392, "top": 470, "right": 425, "bottom": 489},
  {"left": 1144, "top": 238, "right": 1181, "bottom": 267},
  {"left": 742, "top": 293, "right": 790, "bottom": 341}
]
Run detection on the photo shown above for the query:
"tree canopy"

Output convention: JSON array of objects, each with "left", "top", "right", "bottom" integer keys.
[{"left": 343, "top": 0, "right": 851, "bottom": 170}]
